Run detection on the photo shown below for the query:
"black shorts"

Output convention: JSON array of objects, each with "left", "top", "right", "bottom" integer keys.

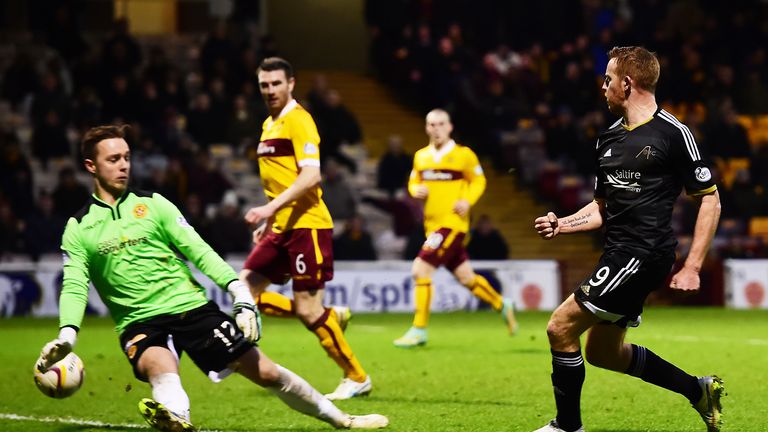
[
  {"left": 573, "top": 248, "right": 675, "bottom": 328},
  {"left": 119, "top": 302, "right": 254, "bottom": 382}
]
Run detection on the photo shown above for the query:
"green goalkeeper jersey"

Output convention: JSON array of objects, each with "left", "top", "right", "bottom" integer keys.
[{"left": 60, "top": 189, "right": 238, "bottom": 333}]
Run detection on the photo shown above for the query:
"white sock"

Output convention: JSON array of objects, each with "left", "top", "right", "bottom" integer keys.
[
  {"left": 268, "top": 364, "right": 349, "bottom": 428},
  {"left": 149, "top": 373, "right": 191, "bottom": 422}
]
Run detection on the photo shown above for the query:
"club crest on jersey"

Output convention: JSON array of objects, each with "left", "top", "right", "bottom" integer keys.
[
  {"left": 133, "top": 204, "right": 148, "bottom": 218},
  {"left": 635, "top": 145, "right": 656, "bottom": 159},
  {"left": 695, "top": 167, "right": 712, "bottom": 182}
]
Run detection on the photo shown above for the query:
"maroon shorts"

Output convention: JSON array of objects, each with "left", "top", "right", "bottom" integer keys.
[
  {"left": 417, "top": 228, "right": 468, "bottom": 271},
  {"left": 243, "top": 228, "right": 334, "bottom": 291}
]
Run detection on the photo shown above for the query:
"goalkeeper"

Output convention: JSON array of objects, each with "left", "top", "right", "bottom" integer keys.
[{"left": 36, "top": 125, "right": 388, "bottom": 431}]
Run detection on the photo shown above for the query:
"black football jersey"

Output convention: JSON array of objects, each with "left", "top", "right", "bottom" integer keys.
[{"left": 594, "top": 108, "right": 717, "bottom": 252}]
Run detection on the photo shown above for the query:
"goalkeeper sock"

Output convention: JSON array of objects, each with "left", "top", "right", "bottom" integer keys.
[
  {"left": 268, "top": 364, "right": 349, "bottom": 427},
  {"left": 149, "top": 373, "right": 190, "bottom": 421},
  {"left": 308, "top": 308, "right": 367, "bottom": 383},
  {"left": 625, "top": 344, "right": 701, "bottom": 403},
  {"left": 258, "top": 291, "right": 295, "bottom": 317},
  {"left": 412, "top": 277, "right": 432, "bottom": 328},
  {"left": 468, "top": 274, "right": 503, "bottom": 311}
]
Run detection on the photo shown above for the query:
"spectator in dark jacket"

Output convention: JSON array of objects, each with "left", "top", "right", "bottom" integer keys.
[
  {"left": 467, "top": 214, "right": 509, "bottom": 260},
  {"left": 334, "top": 214, "right": 378, "bottom": 260},
  {"left": 377, "top": 135, "right": 412, "bottom": 197}
]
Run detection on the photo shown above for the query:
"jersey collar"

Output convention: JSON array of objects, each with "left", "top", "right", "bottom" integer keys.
[
  {"left": 621, "top": 106, "right": 661, "bottom": 131},
  {"left": 271, "top": 98, "right": 298, "bottom": 121},
  {"left": 92, "top": 189, "right": 130, "bottom": 208},
  {"left": 430, "top": 139, "right": 456, "bottom": 162}
]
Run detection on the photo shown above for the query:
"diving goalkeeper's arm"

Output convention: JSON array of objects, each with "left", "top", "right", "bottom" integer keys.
[
  {"left": 38, "top": 218, "right": 88, "bottom": 371},
  {"left": 154, "top": 193, "right": 261, "bottom": 343}
]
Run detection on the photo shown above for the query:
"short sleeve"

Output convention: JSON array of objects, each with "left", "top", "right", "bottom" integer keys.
[
  {"left": 664, "top": 117, "right": 718, "bottom": 196},
  {"left": 463, "top": 147, "right": 484, "bottom": 180},
  {"left": 290, "top": 112, "right": 322, "bottom": 168}
]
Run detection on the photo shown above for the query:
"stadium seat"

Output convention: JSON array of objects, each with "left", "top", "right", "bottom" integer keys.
[
  {"left": 736, "top": 115, "right": 754, "bottom": 134},
  {"left": 748, "top": 216, "right": 768, "bottom": 241},
  {"left": 557, "top": 175, "right": 585, "bottom": 214},
  {"left": 537, "top": 162, "right": 562, "bottom": 202},
  {"left": 720, "top": 158, "right": 750, "bottom": 189}
]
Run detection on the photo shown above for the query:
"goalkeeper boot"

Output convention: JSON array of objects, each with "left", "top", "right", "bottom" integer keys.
[
  {"left": 533, "top": 419, "right": 584, "bottom": 432},
  {"left": 138, "top": 398, "right": 196, "bottom": 432},
  {"left": 393, "top": 327, "right": 427, "bottom": 348},
  {"left": 502, "top": 298, "right": 519, "bottom": 335},
  {"left": 693, "top": 376, "right": 725, "bottom": 431},
  {"left": 342, "top": 413, "right": 390, "bottom": 429},
  {"left": 333, "top": 306, "right": 352, "bottom": 332},
  {"left": 326, "top": 375, "right": 373, "bottom": 400}
]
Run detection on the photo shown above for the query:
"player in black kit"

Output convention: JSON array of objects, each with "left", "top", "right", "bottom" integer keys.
[{"left": 532, "top": 46, "right": 724, "bottom": 432}]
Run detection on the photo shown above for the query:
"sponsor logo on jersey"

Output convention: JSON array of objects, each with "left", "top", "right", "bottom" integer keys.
[
  {"left": 257, "top": 142, "right": 276, "bottom": 155},
  {"left": 303, "top": 142, "right": 318, "bottom": 155},
  {"left": 133, "top": 204, "right": 148, "bottom": 218},
  {"left": 97, "top": 236, "right": 149, "bottom": 255},
  {"left": 635, "top": 145, "right": 656, "bottom": 159},
  {"left": 421, "top": 169, "right": 462, "bottom": 181},
  {"left": 603, "top": 148, "right": 612, "bottom": 157},
  {"left": 695, "top": 167, "right": 712, "bottom": 182},
  {"left": 605, "top": 170, "right": 642, "bottom": 192}
]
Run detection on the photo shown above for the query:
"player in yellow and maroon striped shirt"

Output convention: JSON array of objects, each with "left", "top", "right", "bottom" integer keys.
[
  {"left": 240, "top": 57, "right": 372, "bottom": 400},
  {"left": 393, "top": 109, "right": 518, "bottom": 348}
]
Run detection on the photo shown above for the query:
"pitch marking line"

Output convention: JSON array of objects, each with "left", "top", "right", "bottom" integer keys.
[{"left": 0, "top": 413, "right": 228, "bottom": 431}]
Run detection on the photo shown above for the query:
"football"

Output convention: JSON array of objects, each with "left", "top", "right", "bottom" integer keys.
[{"left": 34, "top": 352, "right": 85, "bottom": 398}]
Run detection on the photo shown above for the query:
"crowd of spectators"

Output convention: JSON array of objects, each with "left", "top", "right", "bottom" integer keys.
[
  {"left": 4, "top": 1, "right": 768, "bottom": 263},
  {"left": 0, "top": 3, "right": 370, "bottom": 261},
  {"left": 365, "top": 0, "right": 768, "bottom": 259}
]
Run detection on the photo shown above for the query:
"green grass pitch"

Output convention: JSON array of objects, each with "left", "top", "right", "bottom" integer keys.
[{"left": 0, "top": 308, "right": 765, "bottom": 431}]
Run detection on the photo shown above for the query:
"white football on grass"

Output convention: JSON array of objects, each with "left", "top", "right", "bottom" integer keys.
[{"left": 34, "top": 352, "right": 85, "bottom": 398}]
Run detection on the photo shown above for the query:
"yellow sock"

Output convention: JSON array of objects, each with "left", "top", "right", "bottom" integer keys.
[
  {"left": 258, "top": 291, "right": 295, "bottom": 317},
  {"left": 412, "top": 277, "right": 433, "bottom": 328},
  {"left": 469, "top": 274, "right": 503, "bottom": 311},
  {"left": 309, "top": 309, "right": 367, "bottom": 382}
]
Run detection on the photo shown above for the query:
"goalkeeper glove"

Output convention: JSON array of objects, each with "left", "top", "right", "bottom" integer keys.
[
  {"left": 227, "top": 280, "right": 261, "bottom": 343},
  {"left": 37, "top": 326, "right": 77, "bottom": 371}
]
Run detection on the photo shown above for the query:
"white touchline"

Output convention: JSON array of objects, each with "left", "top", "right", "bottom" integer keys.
[
  {"left": 0, "top": 413, "right": 147, "bottom": 429},
  {"left": 0, "top": 413, "right": 228, "bottom": 432}
]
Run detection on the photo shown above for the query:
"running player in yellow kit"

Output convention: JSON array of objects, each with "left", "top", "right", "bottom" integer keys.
[
  {"left": 393, "top": 109, "right": 518, "bottom": 348},
  {"left": 240, "top": 57, "right": 371, "bottom": 400}
]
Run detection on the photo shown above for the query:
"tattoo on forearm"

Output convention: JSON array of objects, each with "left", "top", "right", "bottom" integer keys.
[{"left": 563, "top": 213, "right": 591, "bottom": 228}]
